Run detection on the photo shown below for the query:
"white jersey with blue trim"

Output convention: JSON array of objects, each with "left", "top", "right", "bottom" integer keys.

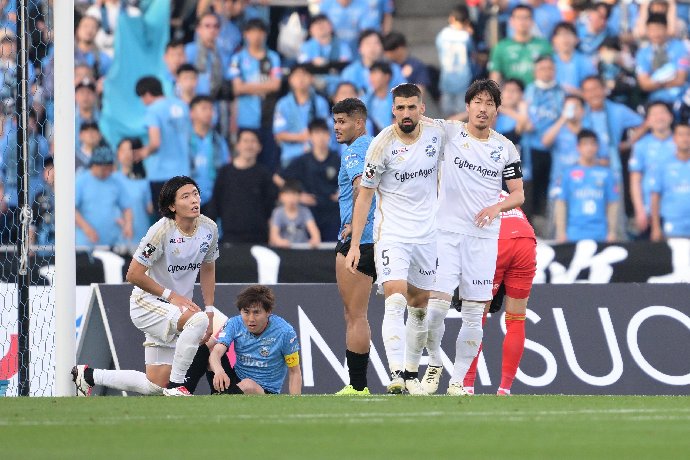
[{"left": 360, "top": 120, "right": 445, "bottom": 243}]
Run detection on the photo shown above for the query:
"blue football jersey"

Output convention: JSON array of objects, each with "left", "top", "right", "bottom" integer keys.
[{"left": 338, "top": 135, "right": 375, "bottom": 244}]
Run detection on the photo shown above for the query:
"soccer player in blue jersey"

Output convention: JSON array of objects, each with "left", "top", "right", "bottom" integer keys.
[
  {"left": 187, "top": 285, "right": 301, "bottom": 395},
  {"left": 650, "top": 123, "right": 690, "bottom": 240},
  {"left": 332, "top": 97, "right": 376, "bottom": 395},
  {"left": 554, "top": 129, "right": 619, "bottom": 242}
]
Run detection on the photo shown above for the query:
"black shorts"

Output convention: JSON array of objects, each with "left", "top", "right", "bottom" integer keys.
[{"left": 335, "top": 240, "right": 377, "bottom": 282}]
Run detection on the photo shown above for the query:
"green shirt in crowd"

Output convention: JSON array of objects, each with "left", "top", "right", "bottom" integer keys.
[{"left": 488, "top": 37, "right": 552, "bottom": 84}]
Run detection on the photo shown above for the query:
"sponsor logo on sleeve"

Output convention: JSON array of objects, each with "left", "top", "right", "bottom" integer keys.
[
  {"left": 142, "top": 243, "right": 156, "bottom": 259},
  {"left": 364, "top": 162, "right": 376, "bottom": 180}
]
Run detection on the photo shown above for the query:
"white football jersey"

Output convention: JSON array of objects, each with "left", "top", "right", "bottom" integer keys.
[
  {"left": 360, "top": 120, "right": 445, "bottom": 243},
  {"left": 132, "top": 215, "right": 219, "bottom": 300},
  {"left": 436, "top": 120, "right": 521, "bottom": 238}
]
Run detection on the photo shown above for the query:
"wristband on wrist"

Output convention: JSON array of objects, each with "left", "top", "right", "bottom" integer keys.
[
  {"left": 205, "top": 305, "right": 216, "bottom": 313},
  {"left": 161, "top": 288, "right": 172, "bottom": 301}
]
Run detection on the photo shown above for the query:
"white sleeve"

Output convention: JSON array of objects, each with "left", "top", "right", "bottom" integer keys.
[
  {"left": 203, "top": 225, "right": 220, "bottom": 263},
  {"left": 133, "top": 222, "right": 165, "bottom": 267},
  {"left": 360, "top": 133, "right": 390, "bottom": 189}
]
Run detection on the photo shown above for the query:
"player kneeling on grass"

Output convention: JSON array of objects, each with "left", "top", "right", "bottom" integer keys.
[
  {"left": 183, "top": 285, "right": 302, "bottom": 395},
  {"left": 72, "top": 176, "right": 218, "bottom": 397}
]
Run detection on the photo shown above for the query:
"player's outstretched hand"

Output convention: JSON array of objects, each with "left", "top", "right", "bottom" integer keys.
[
  {"left": 345, "top": 245, "right": 360, "bottom": 274},
  {"left": 474, "top": 204, "right": 501, "bottom": 228},
  {"left": 169, "top": 292, "right": 201, "bottom": 314},
  {"left": 213, "top": 371, "right": 231, "bottom": 392}
]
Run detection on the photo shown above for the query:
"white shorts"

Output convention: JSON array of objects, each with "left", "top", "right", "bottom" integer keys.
[
  {"left": 129, "top": 292, "right": 182, "bottom": 365},
  {"left": 374, "top": 240, "right": 437, "bottom": 291},
  {"left": 434, "top": 229, "right": 498, "bottom": 301}
]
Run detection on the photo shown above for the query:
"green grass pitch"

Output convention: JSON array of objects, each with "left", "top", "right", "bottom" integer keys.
[{"left": 1, "top": 395, "right": 689, "bottom": 459}]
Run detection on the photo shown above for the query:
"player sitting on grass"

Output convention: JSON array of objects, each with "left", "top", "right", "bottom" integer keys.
[
  {"left": 72, "top": 176, "right": 218, "bottom": 396},
  {"left": 183, "top": 285, "right": 302, "bottom": 395}
]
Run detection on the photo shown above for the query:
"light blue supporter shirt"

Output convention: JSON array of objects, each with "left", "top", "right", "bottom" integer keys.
[
  {"left": 273, "top": 91, "right": 330, "bottom": 167},
  {"left": 554, "top": 52, "right": 596, "bottom": 91},
  {"left": 320, "top": 0, "right": 380, "bottom": 53},
  {"left": 524, "top": 83, "right": 565, "bottom": 151},
  {"left": 555, "top": 164, "right": 619, "bottom": 242},
  {"left": 143, "top": 97, "right": 191, "bottom": 181},
  {"left": 75, "top": 170, "right": 131, "bottom": 247},
  {"left": 629, "top": 133, "right": 675, "bottom": 214},
  {"left": 190, "top": 131, "right": 230, "bottom": 206},
  {"left": 227, "top": 47, "right": 282, "bottom": 129},
  {"left": 635, "top": 39, "right": 690, "bottom": 104},
  {"left": 217, "top": 314, "right": 300, "bottom": 394},
  {"left": 340, "top": 59, "right": 406, "bottom": 94},
  {"left": 435, "top": 26, "right": 473, "bottom": 95},
  {"left": 114, "top": 172, "right": 152, "bottom": 245},
  {"left": 338, "top": 135, "right": 375, "bottom": 244},
  {"left": 651, "top": 154, "right": 690, "bottom": 237}
]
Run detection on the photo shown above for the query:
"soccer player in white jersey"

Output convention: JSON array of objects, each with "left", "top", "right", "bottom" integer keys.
[
  {"left": 346, "top": 83, "right": 445, "bottom": 395},
  {"left": 72, "top": 176, "right": 219, "bottom": 396},
  {"left": 422, "top": 79, "right": 525, "bottom": 396}
]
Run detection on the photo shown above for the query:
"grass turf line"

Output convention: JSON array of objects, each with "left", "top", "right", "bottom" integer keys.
[{"left": 1, "top": 395, "right": 689, "bottom": 459}]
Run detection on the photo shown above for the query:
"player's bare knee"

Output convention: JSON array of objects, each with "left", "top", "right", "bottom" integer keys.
[
  {"left": 238, "top": 378, "right": 264, "bottom": 394},
  {"left": 504, "top": 295, "right": 528, "bottom": 315}
]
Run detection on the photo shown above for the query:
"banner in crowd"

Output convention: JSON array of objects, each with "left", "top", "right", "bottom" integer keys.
[
  {"left": 79, "top": 283, "right": 690, "bottom": 395},
  {"left": 3, "top": 239, "right": 688, "bottom": 286}
]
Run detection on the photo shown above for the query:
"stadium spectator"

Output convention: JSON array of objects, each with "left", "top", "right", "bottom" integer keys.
[
  {"left": 207, "top": 129, "right": 276, "bottom": 244},
  {"left": 542, "top": 94, "right": 587, "bottom": 195},
  {"left": 436, "top": 4, "right": 474, "bottom": 117},
  {"left": 340, "top": 29, "right": 406, "bottom": 94},
  {"left": 554, "top": 129, "right": 618, "bottom": 243},
  {"left": 363, "top": 61, "right": 394, "bottom": 134},
  {"left": 0, "top": 179, "right": 19, "bottom": 245},
  {"left": 189, "top": 95, "right": 230, "bottom": 209},
  {"left": 650, "top": 123, "right": 690, "bottom": 240},
  {"left": 319, "top": 0, "right": 381, "bottom": 53},
  {"left": 162, "top": 39, "right": 187, "bottom": 96},
  {"left": 269, "top": 182, "right": 321, "bottom": 248},
  {"left": 85, "top": 0, "right": 121, "bottom": 58},
  {"left": 185, "top": 12, "right": 228, "bottom": 97},
  {"left": 577, "top": 2, "right": 614, "bottom": 57},
  {"left": 209, "top": 0, "right": 243, "bottom": 61},
  {"left": 495, "top": 78, "right": 531, "bottom": 147},
  {"left": 523, "top": 55, "right": 565, "bottom": 220},
  {"left": 367, "top": 0, "right": 395, "bottom": 35},
  {"left": 74, "top": 78, "right": 99, "bottom": 145},
  {"left": 605, "top": 0, "right": 639, "bottom": 43},
  {"left": 76, "top": 121, "right": 103, "bottom": 172},
  {"left": 74, "top": 15, "right": 112, "bottom": 81},
  {"left": 635, "top": 14, "right": 689, "bottom": 105},
  {"left": 629, "top": 102, "right": 675, "bottom": 239},
  {"left": 75, "top": 145, "right": 132, "bottom": 247},
  {"left": 115, "top": 137, "right": 153, "bottom": 245},
  {"left": 551, "top": 21, "right": 596, "bottom": 95},
  {"left": 31, "top": 156, "right": 55, "bottom": 247},
  {"left": 634, "top": 0, "right": 684, "bottom": 40},
  {"left": 184, "top": 285, "right": 302, "bottom": 395},
  {"left": 526, "top": 0, "right": 562, "bottom": 39},
  {"left": 383, "top": 32, "right": 431, "bottom": 95},
  {"left": 273, "top": 64, "right": 330, "bottom": 168},
  {"left": 488, "top": 5, "right": 552, "bottom": 85},
  {"left": 281, "top": 118, "right": 340, "bottom": 241},
  {"left": 228, "top": 18, "right": 282, "bottom": 171},
  {"left": 298, "top": 14, "right": 353, "bottom": 95},
  {"left": 73, "top": 176, "right": 217, "bottom": 397},
  {"left": 0, "top": 30, "right": 35, "bottom": 103},
  {"left": 175, "top": 64, "right": 199, "bottom": 106},
  {"left": 580, "top": 76, "right": 644, "bottom": 176},
  {"left": 596, "top": 37, "right": 639, "bottom": 108},
  {"left": 135, "top": 76, "right": 192, "bottom": 204}
]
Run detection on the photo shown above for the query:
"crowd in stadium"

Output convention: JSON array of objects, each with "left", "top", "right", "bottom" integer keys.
[{"left": 1, "top": 0, "right": 690, "bottom": 249}]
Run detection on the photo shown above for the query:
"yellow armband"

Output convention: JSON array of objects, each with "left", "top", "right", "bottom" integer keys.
[{"left": 284, "top": 351, "right": 300, "bottom": 368}]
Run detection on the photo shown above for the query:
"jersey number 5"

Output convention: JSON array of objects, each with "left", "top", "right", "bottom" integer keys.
[{"left": 381, "top": 249, "right": 390, "bottom": 266}]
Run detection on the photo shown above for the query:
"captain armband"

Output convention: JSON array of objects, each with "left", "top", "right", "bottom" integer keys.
[
  {"left": 284, "top": 351, "right": 300, "bottom": 368},
  {"left": 503, "top": 161, "right": 523, "bottom": 180}
]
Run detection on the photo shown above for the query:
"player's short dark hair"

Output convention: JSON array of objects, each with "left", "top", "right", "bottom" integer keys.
[
  {"left": 382, "top": 32, "right": 407, "bottom": 51},
  {"left": 358, "top": 29, "right": 382, "bottom": 48},
  {"left": 511, "top": 4, "right": 533, "bottom": 17},
  {"left": 158, "top": 176, "right": 200, "bottom": 219},
  {"left": 332, "top": 97, "right": 368, "bottom": 119},
  {"left": 552, "top": 21, "right": 577, "bottom": 39},
  {"left": 391, "top": 83, "right": 422, "bottom": 100},
  {"left": 646, "top": 100, "right": 673, "bottom": 116},
  {"left": 503, "top": 78, "right": 525, "bottom": 92},
  {"left": 647, "top": 13, "right": 668, "bottom": 27},
  {"left": 370, "top": 60, "right": 393, "bottom": 76},
  {"left": 236, "top": 285, "right": 275, "bottom": 313},
  {"left": 577, "top": 129, "right": 599, "bottom": 144},
  {"left": 243, "top": 18, "right": 268, "bottom": 33},
  {"left": 176, "top": 63, "right": 198, "bottom": 76},
  {"left": 465, "top": 79, "right": 502, "bottom": 107},
  {"left": 135, "top": 76, "right": 163, "bottom": 97},
  {"left": 308, "top": 118, "right": 329, "bottom": 132},
  {"left": 190, "top": 95, "right": 213, "bottom": 110},
  {"left": 166, "top": 38, "right": 185, "bottom": 50},
  {"left": 449, "top": 3, "right": 470, "bottom": 23}
]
